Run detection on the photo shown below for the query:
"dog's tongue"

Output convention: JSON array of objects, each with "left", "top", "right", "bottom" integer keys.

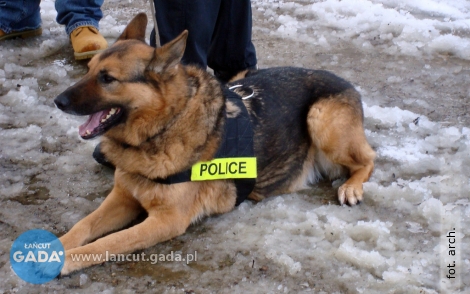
[{"left": 79, "top": 110, "right": 107, "bottom": 137}]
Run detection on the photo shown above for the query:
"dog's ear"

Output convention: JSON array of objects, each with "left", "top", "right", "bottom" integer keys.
[
  {"left": 117, "top": 13, "right": 147, "bottom": 42},
  {"left": 147, "top": 30, "right": 188, "bottom": 73}
]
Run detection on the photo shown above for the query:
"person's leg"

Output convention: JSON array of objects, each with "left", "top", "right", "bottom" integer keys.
[
  {"left": 0, "top": 0, "right": 41, "bottom": 39},
  {"left": 208, "top": 0, "right": 257, "bottom": 80},
  {"left": 55, "top": 0, "right": 107, "bottom": 60},
  {"left": 151, "top": 0, "right": 221, "bottom": 69},
  {"left": 55, "top": 0, "right": 103, "bottom": 35}
]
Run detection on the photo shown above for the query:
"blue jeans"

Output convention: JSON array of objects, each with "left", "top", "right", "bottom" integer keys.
[
  {"left": 0, "top": 0, "right": 41, "bottom": 33},
  {"left": 0, "top": 0, "right": 103, "bottom": 35},
  {"left": 55, "top": 0, "right": 104, "bottom": 36}
]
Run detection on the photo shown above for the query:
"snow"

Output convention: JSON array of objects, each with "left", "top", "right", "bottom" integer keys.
[
  {"left": 257, "top": 0, "right": 470, "bottom": 60},
  {"left": 1, "top": 0, "right": 469, "bottom": 293}
]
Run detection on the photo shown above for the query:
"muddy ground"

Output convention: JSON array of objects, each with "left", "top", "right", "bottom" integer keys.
[{"left": 1, "top": 0, "right": 469, "bottom": 293}]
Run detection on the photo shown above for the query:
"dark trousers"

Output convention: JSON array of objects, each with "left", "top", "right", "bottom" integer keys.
[{"left": 151, "top": 0, "right": 257, "bottom": 73}]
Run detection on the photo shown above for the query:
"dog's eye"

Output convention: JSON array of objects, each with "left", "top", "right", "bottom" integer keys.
[{"left": 99, "top": 72, "right": 117, "bottom": 84}]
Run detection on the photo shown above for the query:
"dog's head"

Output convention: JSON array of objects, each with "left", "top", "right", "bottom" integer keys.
[{"left": 54, "top": 13, "right": 189, "bottom": 144}]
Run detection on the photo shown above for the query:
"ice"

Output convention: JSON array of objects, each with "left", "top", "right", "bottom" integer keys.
[
  {"left": 364, "top": 104, "right": 420, "bottom": 127},
  {"left": 79, "top": 274, "right": 88, "bottom": 287},
  {"left": 429, "top": 34, "right": 470, "bottom": 60},
  {"left": 335, "top": 238, "right": 390, "bottom": 276},
  {"left": 419, "top": 198, "right": 444, "bottom": 230},
  {"left": 1, "top": 0, "right": 469, "bottom": 293},
  {"left": 256, "top": 0, "right": 470, "bottom": 60}
]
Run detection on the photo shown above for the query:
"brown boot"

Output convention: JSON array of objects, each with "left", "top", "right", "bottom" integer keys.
[
  {"left": 70, "top": 26, "right": 108, "bottom": 60},
  {"left": 0, "top": 27, "right": 42, "bottom": 41}
]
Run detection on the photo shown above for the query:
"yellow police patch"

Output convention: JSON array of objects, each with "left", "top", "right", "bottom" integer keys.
[{"left": 190, "top": 157, "right": 257, "bottom": 181}]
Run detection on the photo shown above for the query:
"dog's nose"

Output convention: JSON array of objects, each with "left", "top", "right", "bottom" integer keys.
[{"left": 54, "top": 93, "right": 71, "bottom": 111}]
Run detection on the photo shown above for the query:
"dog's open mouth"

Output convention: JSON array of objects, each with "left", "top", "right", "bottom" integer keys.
[{"left": 79, "top": 107, "right": 123, "bottom": 139}]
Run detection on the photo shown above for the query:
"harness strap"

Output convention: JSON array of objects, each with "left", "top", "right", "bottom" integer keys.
[{"left": 153, "top": 87, "right": 255, "bottom": 206}]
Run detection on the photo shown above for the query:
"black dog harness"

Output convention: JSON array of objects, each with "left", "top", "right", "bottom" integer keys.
[{"left": 153, "top": 88, "right": 256, "bottom": 206}]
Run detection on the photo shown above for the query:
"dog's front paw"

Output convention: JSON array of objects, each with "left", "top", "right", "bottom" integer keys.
[
  {"left": 59, "top": 249, "right": 85, "bottom": 276},
  {"left": 338, "top": 183, "right": 363, "bottom": 206},
  {"left": 60, "top": 258, "right": 74, "bottom": 276}
]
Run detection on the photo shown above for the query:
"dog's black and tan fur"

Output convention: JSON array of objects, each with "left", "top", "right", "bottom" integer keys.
[{"left": 54, "top": 13, "right": 375, "bottom": 275}]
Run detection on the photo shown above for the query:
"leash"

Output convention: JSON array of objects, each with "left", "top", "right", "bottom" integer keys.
[{"left": 147, "top": 0, "right": 160, "bottom": 47}]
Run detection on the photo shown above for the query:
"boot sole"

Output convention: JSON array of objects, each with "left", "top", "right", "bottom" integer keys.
[
  {"left": 0, "top": 27, "right": 42, "bottom": 41},
  {"left": 74, "top": 49, "right": 107, "bottom": 60}
]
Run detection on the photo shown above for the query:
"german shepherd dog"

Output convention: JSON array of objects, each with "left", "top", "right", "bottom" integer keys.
[{"left": 54, "top": 13, "right": 375, "bottom": 275}]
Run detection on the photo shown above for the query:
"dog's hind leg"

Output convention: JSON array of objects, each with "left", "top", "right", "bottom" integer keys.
[
  {"left": 59, "top": 184, "right": 143, "bottom": 251},
  {"left": 307, "top": 89, "right": 375, "bottom": 205}
]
